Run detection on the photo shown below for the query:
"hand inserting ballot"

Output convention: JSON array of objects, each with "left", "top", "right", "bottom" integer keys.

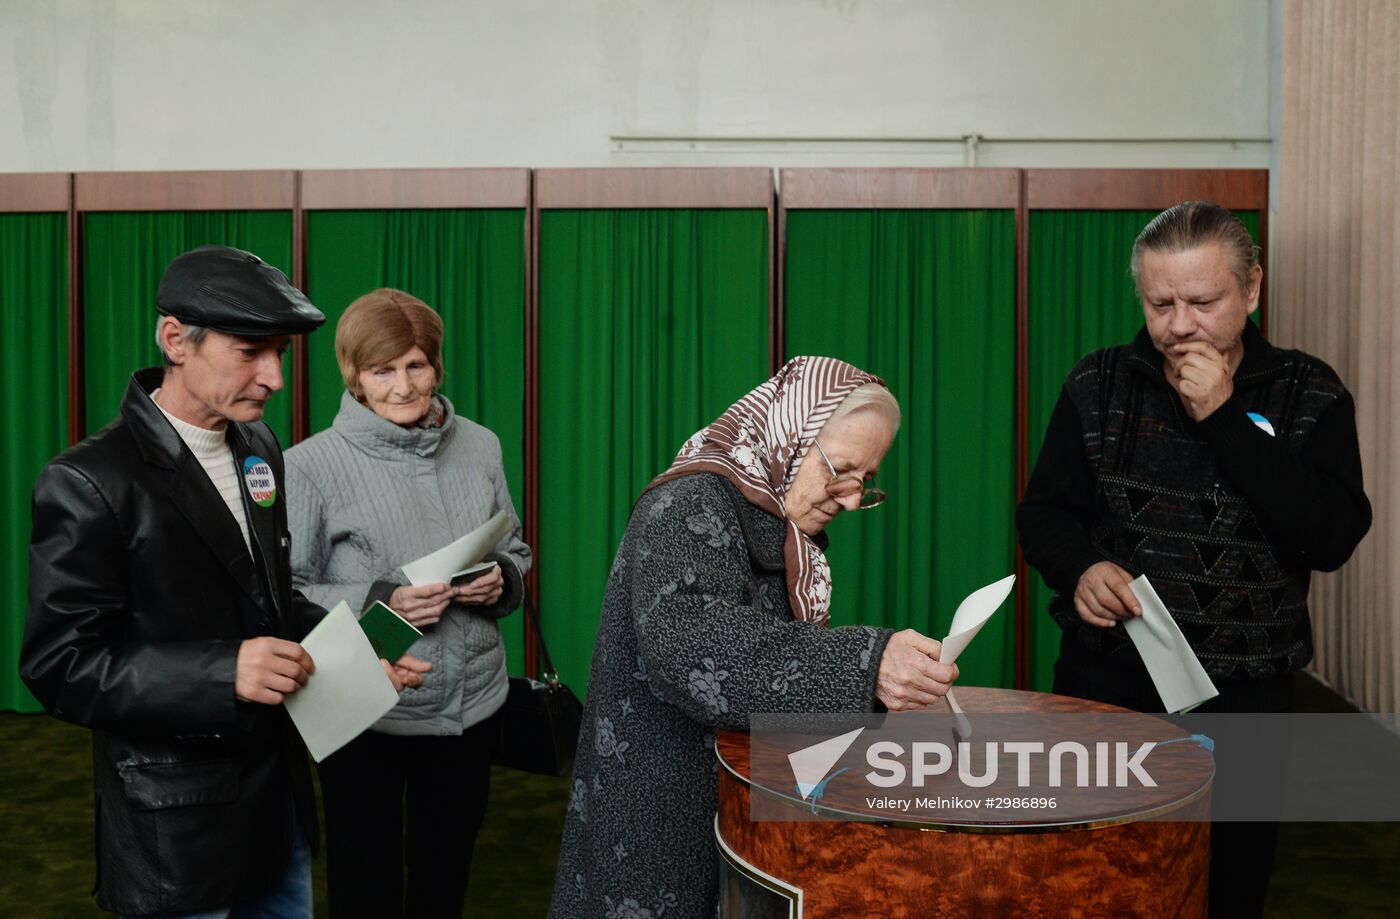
[{"left": 875, "top": 629, "right": 959, "bottom": 711}]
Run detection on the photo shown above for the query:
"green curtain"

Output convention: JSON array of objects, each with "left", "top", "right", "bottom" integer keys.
[
  {"left": 784, "top": 209, "right": 1018, "bottom": 688},
  {"left": 303, "top": 208, "right": 528, "bottom": 670},
  {"left": 82, "top": 211, "right": 294, "bottom": 444},
  {"left": 1, "top": 213, "right": 68, "bottom": 712},
  {"left": 1025, "top": 209, "right": 1261, "bottom": 690},
  {"left": 537, "top": 209, "right": 769, "bottom": 693}
]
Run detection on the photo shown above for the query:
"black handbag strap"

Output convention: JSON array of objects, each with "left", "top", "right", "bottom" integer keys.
[{"left": 520, "top": 585, "right": 562, "bottom": 684}]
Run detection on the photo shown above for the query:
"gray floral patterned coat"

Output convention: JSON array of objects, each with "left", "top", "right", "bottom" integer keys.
[{"left": 549, "top": 473, "right": 894, "bottom": 918}]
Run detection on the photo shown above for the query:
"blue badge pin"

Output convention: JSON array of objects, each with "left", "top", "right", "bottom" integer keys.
[
  {"left": 1246, "top": 412, "right": 1276, "bottom": 437},
  {"left": 242, "top": 456, "right": 277, "bottom": 507}
]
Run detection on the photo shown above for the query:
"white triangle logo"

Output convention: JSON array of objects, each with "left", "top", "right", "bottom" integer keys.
[{"left": 787, "top": 727, "right": 865, "bottom": 800}]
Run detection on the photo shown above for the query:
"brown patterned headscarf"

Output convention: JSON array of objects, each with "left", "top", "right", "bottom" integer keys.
[{"left": 646, "top": 356, "right": 886, "bottom": 626}]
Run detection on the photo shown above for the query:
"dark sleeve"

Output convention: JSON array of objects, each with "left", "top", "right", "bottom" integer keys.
[
  {"left": 626, "top": 478, "right": 893, "bottom": 730},
  {"left": 1017, "top": 386, "right": 1110, "bottom": 595},
  {"left": 21, "top": 463, "right": 242, "bottom": 736},
  {"left": 471, "top": 437, "right": 531, "bottom": 619},
  {"left": 441, "top": 436, "right": 531, "bottom": 621},
  {"left": 471, "top": 550, "right": 525, "bottom": 620},
  {"left": 286, "top": 589, "right": 326, "bottom": 642},
  {"left": 364, "top": 579, "right": 399, "bottom": 612},
  {"left": 1196, "top": 389, "right": 1371, "bottom": 571}
]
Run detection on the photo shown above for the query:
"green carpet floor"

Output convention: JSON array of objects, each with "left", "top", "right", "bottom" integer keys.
[
  {"left": 1, "top": 673, "right": 1395, "bottom": 917},
  {"left": 0, "top": 720, "right": 569, "bottom": 917}
]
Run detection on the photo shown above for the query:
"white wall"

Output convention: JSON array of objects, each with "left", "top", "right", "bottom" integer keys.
[{"left": 0, "top": 0, "right": 1271, "bottom": 173}]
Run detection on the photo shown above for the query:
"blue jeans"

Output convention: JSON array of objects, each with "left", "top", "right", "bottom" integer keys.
[{"left": 121, "top": 825, "right": 312, "bottom": 919}]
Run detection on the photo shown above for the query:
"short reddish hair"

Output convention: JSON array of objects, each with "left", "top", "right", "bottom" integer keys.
[{"left": 335, "top": 288, "right": 445, "bottom": 397}]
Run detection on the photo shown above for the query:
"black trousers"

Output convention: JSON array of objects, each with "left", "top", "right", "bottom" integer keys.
[
  {"left": 317, "top": 715, "right": 499, "bottom": 919},
  {"left": 1053, "top": 635, "right": 1294, "bottom": 919}
]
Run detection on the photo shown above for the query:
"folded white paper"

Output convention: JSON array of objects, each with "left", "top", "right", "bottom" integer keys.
[
  {"left": 939, "top": 574, "right": 1015, "bottom": 739},
  {"left": 284, "top": 601, "right": 400, "bottom": 762},
  {"left": 1125, "top": 575, "right": 1219, "bottom": 713},
  {"left": 939, "top": 574, "right": 1016, "bottom": 666},
  {"left": 401, "top": 510, "right": 511, "bottom": 587}
]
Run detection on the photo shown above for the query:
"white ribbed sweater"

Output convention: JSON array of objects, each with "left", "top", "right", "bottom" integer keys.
[{"left": 151, "top": 390, "right": 251, "bottom": 553}]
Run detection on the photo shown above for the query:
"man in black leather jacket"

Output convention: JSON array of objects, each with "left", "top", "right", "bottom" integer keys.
[{"left": 21, "top": 246, "right": 427, "bottom": 917}]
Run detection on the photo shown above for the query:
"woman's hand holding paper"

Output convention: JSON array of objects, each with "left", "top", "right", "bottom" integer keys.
[
  {"left": 454, "top": 564, "right": 504, "bottom": 606},
  {"left": 389, "top": 583, "right": 454, "bottom": 627}
]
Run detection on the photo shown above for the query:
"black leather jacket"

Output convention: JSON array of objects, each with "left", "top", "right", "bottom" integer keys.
[{"left": 22, "top": 369, "right": 322, "bottom": 915}]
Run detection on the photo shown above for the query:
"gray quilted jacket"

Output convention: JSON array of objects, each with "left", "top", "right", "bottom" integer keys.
[{"left": 285, "top": 391, "right": 531, "bottom": 735}]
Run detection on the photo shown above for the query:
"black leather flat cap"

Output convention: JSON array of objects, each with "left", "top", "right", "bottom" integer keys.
[{"left": 157, "top": 245, "right": 325, "bottom": 336}]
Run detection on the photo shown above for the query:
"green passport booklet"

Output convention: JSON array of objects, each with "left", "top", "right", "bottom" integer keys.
[
  {"left": 450, "top": 559, "right": 498, "bottom": 587},
  {"left": 359, "top": 601, "right": 423, "bottom": 662}
]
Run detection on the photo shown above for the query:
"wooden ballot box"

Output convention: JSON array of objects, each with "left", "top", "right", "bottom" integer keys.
[{"left": 716, "top": 687, "right": 1213, "bottom": 918}]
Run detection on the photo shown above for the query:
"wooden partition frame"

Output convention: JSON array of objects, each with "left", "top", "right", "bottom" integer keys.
[
  {"left": 0, "top": 172, "right": 71, "bottom": 212},
  {"left": 299, "top": 167, "right": 535, "bottom": 670},
  {"left": 4, "top": 165, "right": 1272, "bottom": 690},
  {"left": 68, "top": 170, "right": 299, "bottom": 440},
  {"left": 1021, "top": 168, "right": 1270, "bottom": 687},
  {"left": 300, "top": 168, "right": 530, "bottom": 211},
  {"left": 777, "top": 168, "right": 1022, "bottom": 368},
  {"left": 297, "top": 168, "right": 531, "bottom": 442},
  {"left": 73, "top": 170, "right": 297, "bottom": 212},
  {"left": 778, "top": 168, "right": 1026, "bottom": 682},
  {"left": 65, "top": 168, "right": 533, "bottom": 446},
  {"left": 779, "top": 168, "right": 1268, "bottom": 689},
  {"left": 0, "top": 174, "right": 78, "bottom": 442},
  {"left": 530, "top": 168, "right": 776, "bottom": 675},
  {"left": 1025, "top": 169, "right": 1271, "bottom": 330}
]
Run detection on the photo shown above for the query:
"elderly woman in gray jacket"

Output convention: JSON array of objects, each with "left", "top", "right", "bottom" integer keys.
[{"left": 285, "top": 288, "right": 531, "bottom": 919}]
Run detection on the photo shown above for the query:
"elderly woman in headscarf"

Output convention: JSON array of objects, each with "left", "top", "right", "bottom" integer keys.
[{"left": 548, "top": 356, "right": 959, "bottom": 918}]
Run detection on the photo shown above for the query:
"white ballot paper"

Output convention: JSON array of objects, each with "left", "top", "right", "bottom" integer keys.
[
  {"left": 284, "top": 601, "right": 400, "bottom": 763},
  {"left": 939, "top": 574, "right": 1016, "bottom": 738},
  {"left": 400, "top": 510, "right": 511, "bottom": 587},
  {"left": 940, "top": 574, "right": 1017, "bottom": 666},
  {"left": 1125, "top": 575, "right": 1219, "bottom": 713}
]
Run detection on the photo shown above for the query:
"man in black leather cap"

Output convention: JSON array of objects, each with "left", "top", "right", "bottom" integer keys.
[{"left": 21, "top": 246, "right": 428, "bottom": 918}]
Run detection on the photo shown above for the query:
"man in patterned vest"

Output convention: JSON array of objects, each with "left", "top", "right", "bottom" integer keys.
[{"left": 1018, "top": 201, "right": 1370, "bottom": 917}]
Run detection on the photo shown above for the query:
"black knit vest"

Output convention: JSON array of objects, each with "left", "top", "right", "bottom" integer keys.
[{"left": 1057, "top": 332, "right": 1349, "bottom": 680}]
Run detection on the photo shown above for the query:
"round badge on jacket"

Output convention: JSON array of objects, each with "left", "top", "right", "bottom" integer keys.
[
  {"left": 1246, "top": 412, "right": 1277, "bottom": 437},
  {"left": 242, "top": 455, "right": 278, "bottom": 507}
]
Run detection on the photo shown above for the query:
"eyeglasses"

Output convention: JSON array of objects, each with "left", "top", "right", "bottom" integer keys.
[{"left": 813, "top": 441, "right": 887, "bottom": 509}]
